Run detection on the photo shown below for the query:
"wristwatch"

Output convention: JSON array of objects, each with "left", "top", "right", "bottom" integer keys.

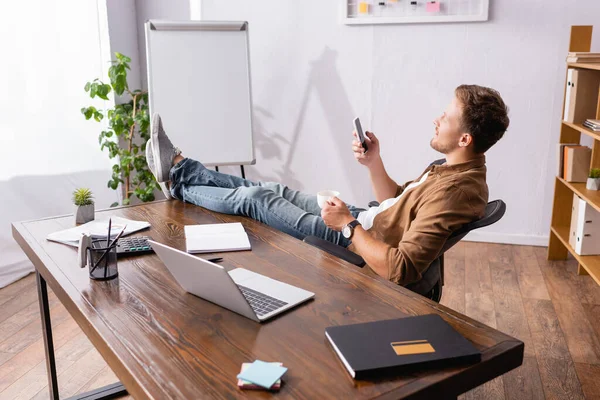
[{"left": 342, "top": 220, "right": 361, "bottom": 239}]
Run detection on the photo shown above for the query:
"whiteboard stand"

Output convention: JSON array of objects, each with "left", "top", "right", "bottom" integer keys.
[
  {"left": 145, "top": 20, "right": 255, "bottom": 178},
  {"left": 214, "top": 165, "right": 245, "bottom": 178},
  {"left": 341, "top": 0, "right": 489, "bottom": 25}
]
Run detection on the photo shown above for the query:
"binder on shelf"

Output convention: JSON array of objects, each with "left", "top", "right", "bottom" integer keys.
[
  {"left": 563, "top": 68, "right": 600, "bottom": 124},
  {"left": 563, "top": 145, "right": 591, "bottom": 182},
  {"left": 569, "top": 193, "right": 600, "bottom": 256},
  {"left": 563, "top": 68, "right": 574, "bottom": 121},
  {"left": 569, "top": 193, "right": 581, "bottom": 250}
]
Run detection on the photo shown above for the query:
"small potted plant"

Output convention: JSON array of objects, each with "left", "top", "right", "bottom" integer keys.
[
  {"left": 587, "top": 168, "right": 600, "bottom": 190},
  {"left": 73, "top": 188, "right": 95, "bottom": 224}
]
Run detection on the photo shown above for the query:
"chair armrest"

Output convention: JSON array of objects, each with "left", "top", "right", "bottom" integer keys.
[{"left": 303, "top": 236, "right": 366, "bottom": 267}]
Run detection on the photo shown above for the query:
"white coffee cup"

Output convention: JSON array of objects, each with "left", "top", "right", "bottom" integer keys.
[{"left": 317, "top": 190, "right": 340, "bottom": 208}]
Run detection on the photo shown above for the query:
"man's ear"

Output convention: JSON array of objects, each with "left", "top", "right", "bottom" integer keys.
[{"left": 458, "top": 133, "right": 472, "bottom": 148}]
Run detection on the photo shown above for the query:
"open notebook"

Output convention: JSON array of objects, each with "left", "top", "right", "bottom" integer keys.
[{"left": 184, "top": 222, "right": 251, "bottom": 253}]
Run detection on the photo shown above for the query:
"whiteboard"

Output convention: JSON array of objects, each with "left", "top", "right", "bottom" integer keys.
[
  {"left": 145, "top": 20, "right": 255, "bottom": 166},
  {"left": 341, "top": 0, "right": 489, "bottom": 24}
]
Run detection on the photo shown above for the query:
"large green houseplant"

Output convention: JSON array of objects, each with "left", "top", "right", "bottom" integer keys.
[{"left": 81, "top": 53, "right": 158, "bottom": 206}]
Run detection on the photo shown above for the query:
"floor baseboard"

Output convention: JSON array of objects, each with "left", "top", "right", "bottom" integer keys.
[{"left": 463, "top": 231, "right": 548, "bottom": 247}]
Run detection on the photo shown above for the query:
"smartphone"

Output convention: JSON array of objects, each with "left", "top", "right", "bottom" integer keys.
[{"left": 353, "top": 117, "right": 368, "bottom": 153}]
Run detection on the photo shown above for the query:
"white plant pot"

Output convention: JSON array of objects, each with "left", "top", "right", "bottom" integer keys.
[
  {"left": 586, "top": 178, "right": 600, "bottom": 191},
  {"left": 74, "top": 204, "right": 95, "bottom": 224}
]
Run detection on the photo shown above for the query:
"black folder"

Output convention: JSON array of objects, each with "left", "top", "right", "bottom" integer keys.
[{"left": 325, "top": 314, "right": 481, "bottom": 379}]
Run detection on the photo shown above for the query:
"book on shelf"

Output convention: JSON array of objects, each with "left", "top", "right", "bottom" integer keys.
[
  {"left": 583, "top": 119, "right": 600, "bottom": 131},
  {"left": 585, "top": 119, "right": 600, "bottom": 126},
  {"left": 567, "top": 58, "right": 600, "bottom": 63},
  {"left": 567, "top": 52, "right": 600, "bottom": 61},
  {"left": 563, "top": 145, "right": 591, "bottom": 182},
  {"left": 557, "top": 143, "right": 579, "bottom": 177},
  {"left": 568, "top": 52, "right": 600, "bottom": 56},
  {"left": 567, "top": 52, "right": 600, "bottom": 63}
]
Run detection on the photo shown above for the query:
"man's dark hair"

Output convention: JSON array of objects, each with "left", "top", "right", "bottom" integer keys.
[{"left": 455, "top": 85, "right": 510, "bottom": 153}]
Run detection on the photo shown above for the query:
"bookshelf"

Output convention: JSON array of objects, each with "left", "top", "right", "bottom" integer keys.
[{"left": 548, "top": 25, "right": 600, "bottom": 286}]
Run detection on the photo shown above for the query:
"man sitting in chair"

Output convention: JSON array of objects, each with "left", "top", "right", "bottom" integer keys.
[{"left": 146, "top": 84, "right": 509, "bottom": 286}]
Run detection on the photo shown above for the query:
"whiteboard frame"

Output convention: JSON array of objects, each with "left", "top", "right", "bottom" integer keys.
[
  {"left": 145, "top": 20, "right": 256, "bottom": 167},
  {"left": 340, "top": 0, "right": 489, "bottom": 25}
]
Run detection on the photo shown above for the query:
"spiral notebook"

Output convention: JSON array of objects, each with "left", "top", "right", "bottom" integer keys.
[{"left": 184, "top": 223, "right": 251, "bottom": 253}]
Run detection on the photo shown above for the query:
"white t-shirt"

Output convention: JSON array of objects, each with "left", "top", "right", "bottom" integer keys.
[{"left": 357, "top": 172, "right": 430, "bottom": 230}]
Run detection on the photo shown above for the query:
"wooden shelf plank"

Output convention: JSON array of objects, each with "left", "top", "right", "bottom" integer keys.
[
  {"left": 567, "top": 63, "right": 600, "bottom": 71},
  {"left": 562, "top": 121, "right": 600, "bottom": 141},
  {"left": 557, "top": 176, "right": 600, "bottom": 214},
  {"left": 550, "top": 225, "right": 600, "bottom": 285}
]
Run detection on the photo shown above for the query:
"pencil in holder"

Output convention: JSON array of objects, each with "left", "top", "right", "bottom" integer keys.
[{"left": 87, "top": 239, "right": 118, "bottom": 281}]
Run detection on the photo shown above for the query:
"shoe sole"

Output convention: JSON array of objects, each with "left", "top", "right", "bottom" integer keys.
[
  {"left": 151, "top": 113, "right": 167, "bottom": 182},
  {"left": 146, "top": 134, "right": 172, "bottom": 200},
  {"left": 158, "top": 182, "right": 173, "bottom": 200}
]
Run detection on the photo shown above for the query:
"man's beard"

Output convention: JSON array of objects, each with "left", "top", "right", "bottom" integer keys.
[{"left": 430, "top": 137, "right": 456, "bottom": 154}]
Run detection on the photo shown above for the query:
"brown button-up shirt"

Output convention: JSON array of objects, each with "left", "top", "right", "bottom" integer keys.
[{"left": 348, "top": 155, "right": 489, "bottom": 286}]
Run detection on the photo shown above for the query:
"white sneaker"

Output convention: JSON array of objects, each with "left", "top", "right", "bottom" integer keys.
[
  {"left": 150, "top": 113, "right": 180, "bottom": 182},
  {"left": 145, "top": 138, "right": 173, "bottom": 200}
]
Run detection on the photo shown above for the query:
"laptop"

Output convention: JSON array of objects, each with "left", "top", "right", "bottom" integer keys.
[{"left": 148, "top": 240, "right": 315, "bottom": 322}]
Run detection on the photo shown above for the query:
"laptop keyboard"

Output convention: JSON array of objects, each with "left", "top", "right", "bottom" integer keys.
[{"left": 237, "top": 285, "right": 288, "bottom": 317}]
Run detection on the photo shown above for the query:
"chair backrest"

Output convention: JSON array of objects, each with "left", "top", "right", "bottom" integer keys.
[
  {"left": 438, "top": 199, "right": 506, "bottom": 256},
  {"left": 426, "top": 158, "right": 507, "bottom": 254},
  {"left": 370, "top": 158, "right": 506, "bottom": 299},
  {"left": 407, "top": 158, "right": 506, "bottom": 300},
  {"left": 407, "top": 199, "right": 506, "bottom": 300}
]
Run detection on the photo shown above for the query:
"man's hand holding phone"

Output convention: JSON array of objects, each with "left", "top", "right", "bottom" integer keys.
[{"left": 352, "top": 120, "right": 380, "bottom": 167}]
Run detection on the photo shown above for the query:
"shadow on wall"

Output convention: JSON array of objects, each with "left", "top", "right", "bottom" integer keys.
[
  {"left": 1, "top": 170, "right": 118, "bottom": 288},
  {"left": 250, "top": 47, "right": 366, "bottom": 201}
]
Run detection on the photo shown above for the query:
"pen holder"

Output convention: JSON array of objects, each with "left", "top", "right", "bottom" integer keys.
[{"left": 87, "top": 240, "right": 118, "bottom": 281}]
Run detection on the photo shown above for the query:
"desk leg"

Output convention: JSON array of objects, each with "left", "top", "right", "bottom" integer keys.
[
  {"left": 36, "top": 272, "right": 128, "bottom": 400},
  {"left": 37, "top": 271, "right": 60, "bottom": 400}
]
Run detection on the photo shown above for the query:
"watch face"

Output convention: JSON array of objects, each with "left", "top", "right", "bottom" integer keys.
[{"left": 342, "top": 225, "right": 351, "bottom": 239}]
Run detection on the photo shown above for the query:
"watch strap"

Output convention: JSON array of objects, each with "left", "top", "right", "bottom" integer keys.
[{"left": 348, "top": 220, "right": 361, "bottom": 229}]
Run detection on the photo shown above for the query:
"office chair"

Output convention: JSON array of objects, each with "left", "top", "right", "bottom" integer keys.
[{"left": 303, "top": 158, "right": 507, "bottom": 303}]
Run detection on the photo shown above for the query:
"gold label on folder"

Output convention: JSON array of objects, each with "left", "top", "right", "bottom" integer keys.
[{"left": 391, "top": 340, "right": 436, "bottom": 356}]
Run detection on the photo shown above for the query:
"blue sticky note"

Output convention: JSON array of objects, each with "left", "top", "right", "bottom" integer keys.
[{"left": 236, "top": 360, "right": 288, "bottom": 389}]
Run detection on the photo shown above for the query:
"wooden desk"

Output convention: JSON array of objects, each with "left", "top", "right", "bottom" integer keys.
[{"left": 12, "top": 200, "right": 523, "bottom": 399}]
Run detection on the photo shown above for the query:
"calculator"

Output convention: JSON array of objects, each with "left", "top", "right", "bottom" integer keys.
[{"left": 92, "top": 236, "right": 154, "bottom": 256}]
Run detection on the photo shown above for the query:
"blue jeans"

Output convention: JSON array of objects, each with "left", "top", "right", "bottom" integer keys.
[{"left": 169, "top": 158, "right": 364, "bottom": 246}]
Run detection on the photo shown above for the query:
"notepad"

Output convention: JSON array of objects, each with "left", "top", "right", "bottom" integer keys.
[
  {"left": 237, "top": 362, "right": 283, "bottom": 390},
  {"left": 237, "top": 360, "right": 287, "bottom": 389},
  {"left": 184, "top": 222, "right": 251, "bottom": 253}
]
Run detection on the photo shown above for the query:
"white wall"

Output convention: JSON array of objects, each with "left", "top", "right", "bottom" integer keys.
[
  {"left": 135, "top": 0, "right": 191, "bottom": 89},
  {"left": 0, "top": 0, "right": 119, "bottom": 287},
  {"left": 196, "top": 0, "right": 600, "bottom": 246},
  {"left": 125, "top": 0, "right": 600, "bottom": 246},
  {"left": 107, "top": 0, "right": 142, "bottom": 94}
]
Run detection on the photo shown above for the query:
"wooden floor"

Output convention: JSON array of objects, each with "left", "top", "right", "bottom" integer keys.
[{"left": 0, "top": 242, "right": 599, "bottom": 399}]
